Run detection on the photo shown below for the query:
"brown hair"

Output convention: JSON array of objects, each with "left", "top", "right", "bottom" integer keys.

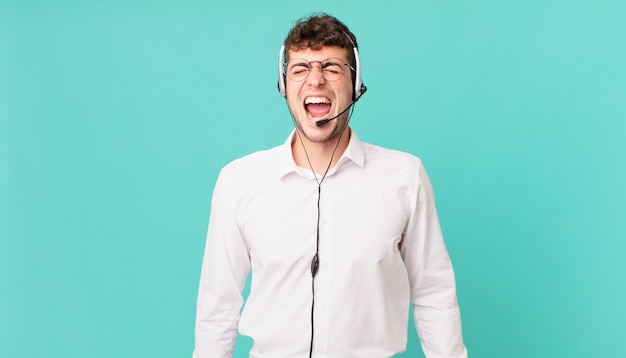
[{"left": 283, "top": 13, "right": 358, "bottom": 69}]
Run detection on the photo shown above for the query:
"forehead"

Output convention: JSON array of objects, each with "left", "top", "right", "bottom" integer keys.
[{"left": 287, "top": 46, "right": 350, "bottom": 62}]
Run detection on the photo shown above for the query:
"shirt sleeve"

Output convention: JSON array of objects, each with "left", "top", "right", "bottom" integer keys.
[
  {"left": 193, "top": 169, "right": 251, "bottom": 358},
  {"left": 400, "top": 160, "right": 468, "bottom": 358}
]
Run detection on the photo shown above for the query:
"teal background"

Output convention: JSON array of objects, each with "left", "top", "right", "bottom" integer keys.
[{"left": 2, "top": 0, "right": 625, "bottom": 357}]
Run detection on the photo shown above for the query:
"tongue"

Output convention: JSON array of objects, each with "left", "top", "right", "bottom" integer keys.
[{"left": 307, "top": 103, "right": 331, "bottom": 117}]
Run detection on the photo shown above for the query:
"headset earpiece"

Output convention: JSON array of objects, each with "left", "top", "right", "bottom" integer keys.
[
  {"left": 278, "top": 45, "right": 287, "bottom": 97},
  {"left": 351, "top": 45, "right": 363, "bottom": 100}
]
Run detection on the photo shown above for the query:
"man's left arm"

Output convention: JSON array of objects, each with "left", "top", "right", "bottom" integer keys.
[{"left": 401, "top": 159, "right": 468, "bottom": 358}]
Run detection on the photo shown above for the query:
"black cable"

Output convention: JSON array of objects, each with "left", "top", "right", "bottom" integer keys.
[
  {"left": 290, "top": 106, "right": 355, "bottom": 358},
  {"left": 309, "top": 185, "right": 321, "bottom": 357}
]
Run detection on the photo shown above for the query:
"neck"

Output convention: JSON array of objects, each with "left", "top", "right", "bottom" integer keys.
[{"left": 292, "top": 127, "right": 351, "bottom": 176}]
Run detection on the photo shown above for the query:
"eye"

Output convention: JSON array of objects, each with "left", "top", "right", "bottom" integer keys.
[
  {"left": 322, "top": 61, "right": 343, "bottom": 74},
  {"left": 289, "top": 62, "right": 311, "bottom": 75}
]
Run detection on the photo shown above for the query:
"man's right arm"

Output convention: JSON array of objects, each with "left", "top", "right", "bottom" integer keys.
[{"left": 193, "top": 170, "right": 251, "bottom": 358}]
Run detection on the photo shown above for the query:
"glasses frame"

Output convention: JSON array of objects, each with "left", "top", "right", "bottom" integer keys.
[{"left": 283, "top": 58, "right": 356, "bottom": 83}]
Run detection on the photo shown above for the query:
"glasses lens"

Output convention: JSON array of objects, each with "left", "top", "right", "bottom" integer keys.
[
  {"left": 285, "top": 58, "right": 347, "bottom": 82},
  {"left": 321, "top": 59, "right": 345, "bottom": 81},
  {"left": 286, "top": 60, "right": 311, "bottom": 82}
]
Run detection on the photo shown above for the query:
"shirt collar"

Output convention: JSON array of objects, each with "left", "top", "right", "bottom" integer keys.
[{"left": 276, "top": 129, "right": 365, "bottom": 179}]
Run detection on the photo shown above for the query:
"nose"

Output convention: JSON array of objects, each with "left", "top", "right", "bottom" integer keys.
[{"left": 307, "top": 62, "right": 326, "bottom": 86}]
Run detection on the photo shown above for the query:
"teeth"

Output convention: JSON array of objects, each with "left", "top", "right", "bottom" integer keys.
[{"left": 305, "top": 97, "right": 330, "bottom": 104}]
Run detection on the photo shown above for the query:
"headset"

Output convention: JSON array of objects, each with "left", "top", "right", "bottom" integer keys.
[{"left": 277, "top": 33, "right": 365, "bottom": 101}]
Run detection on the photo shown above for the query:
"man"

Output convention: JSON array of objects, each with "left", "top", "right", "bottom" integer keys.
[{"left": 194, "top": 13, "right": 468, "bottom": 358}]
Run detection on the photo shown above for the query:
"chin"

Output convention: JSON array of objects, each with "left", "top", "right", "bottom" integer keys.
[{"left": 306, "top": 124, "right": 345, "bottom": 144}]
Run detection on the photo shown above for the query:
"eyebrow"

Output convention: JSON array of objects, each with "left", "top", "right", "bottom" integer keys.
[
  {"left": 289, "top": 59, "right": 344, "bottom": 67},
  {"left": 291, "top": 61, "right": 310, "bottom": 66},
  {"left": 321, "top": 60, "right": 342, "bottom": 68}
]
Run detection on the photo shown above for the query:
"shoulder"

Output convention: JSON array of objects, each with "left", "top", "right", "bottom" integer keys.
[
  {"left": 360, "top": 142, "right": 439, "bottom": 205},
  {"left": 361, "top": 142, "right": 425, "bottom": 173},
  {"left": 223, "top": 145, "right": 281, "bottom": 171},
  {"left": 216, "top": 143, "right": 287, "bottom": 186}
]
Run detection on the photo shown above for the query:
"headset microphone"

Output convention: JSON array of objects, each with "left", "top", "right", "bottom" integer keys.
[
  {"left": 314, "top": 104, "right": 351, "bottom": 127},
  {"left": 315, "top": 85, "right": 367, "bottom": 127}
]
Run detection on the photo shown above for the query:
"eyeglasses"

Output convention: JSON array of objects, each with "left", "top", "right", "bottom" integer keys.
[{"left": 284, "top": 58, "right": 355, "bottom": 82}]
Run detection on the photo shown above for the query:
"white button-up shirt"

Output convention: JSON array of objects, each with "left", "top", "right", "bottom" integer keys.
[{"left": 194, "top": 131, "right": 467, "bottom": 358}]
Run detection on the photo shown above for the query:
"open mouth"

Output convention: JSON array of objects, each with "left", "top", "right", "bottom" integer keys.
[{"left": 304, "top": 96, "right": 332, "bottom": 118}]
